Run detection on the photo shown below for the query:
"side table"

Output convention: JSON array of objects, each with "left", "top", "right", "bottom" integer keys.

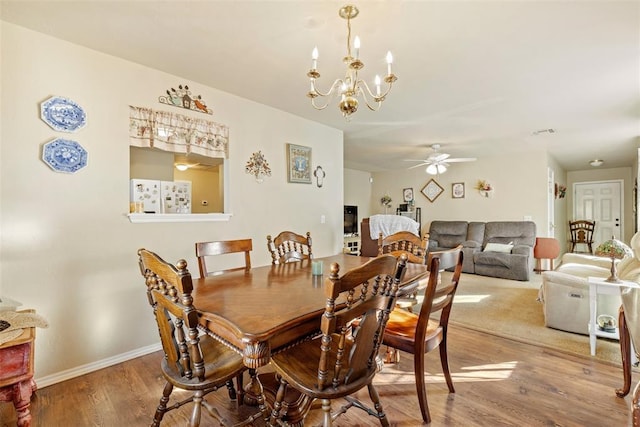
[
  {"left": 587, "top": 276, "right": 638, "bottom": 356},
  {"left": 0, "top": 319, "right": 37, "bottom": 427}
]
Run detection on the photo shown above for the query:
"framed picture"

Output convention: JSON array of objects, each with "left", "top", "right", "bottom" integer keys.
[
  {"left": 421, "top": 179, "right": 444, "bottom": 203},
  {"left": 452, "top": 182, "right": 465, "bottom": 199},
  {"left": 403, "top": 187, "right": 414, "bottom": 202},
  {"left": 286, "top": 143, "right": 312, "bottom": 184}
]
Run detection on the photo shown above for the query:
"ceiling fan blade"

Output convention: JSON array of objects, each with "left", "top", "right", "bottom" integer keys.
[
  {"left": 445, "top": 157, "right": 477, "bottom": 163},
  {"left": 403, "top": 159, "right": 431, "bottom": 162},
  {"left": 407, "top": 162, "right": 429, "bottom": 169},
  {"left": 428, "top": 153, "right": 450, "bottom": 162}
]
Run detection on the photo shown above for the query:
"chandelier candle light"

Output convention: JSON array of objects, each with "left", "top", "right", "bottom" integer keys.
[{"left": 307, "top": 5, "right": 397, "bottom": 119}]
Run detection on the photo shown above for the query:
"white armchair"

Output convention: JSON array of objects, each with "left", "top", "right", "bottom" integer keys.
[{"left": 540, "top": 237, "right": 640, "bottom": 335}]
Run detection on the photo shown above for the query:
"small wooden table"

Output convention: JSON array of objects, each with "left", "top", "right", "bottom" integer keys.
[{"left": 0, "top": 318, "right": 37, "bottom": 427}]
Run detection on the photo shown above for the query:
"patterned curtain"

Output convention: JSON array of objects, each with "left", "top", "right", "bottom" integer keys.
[{"left": 129, "top": 105, "right": 228, "bottom": 159}]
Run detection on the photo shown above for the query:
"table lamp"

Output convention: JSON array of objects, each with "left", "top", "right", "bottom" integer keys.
[{"left": 595, "top": 236, "right": 632, "bottom": 283}]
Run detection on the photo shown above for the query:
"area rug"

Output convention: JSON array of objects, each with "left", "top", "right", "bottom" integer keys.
[{"left": 439, "top": 271, "right": 624, "bottom": 366}]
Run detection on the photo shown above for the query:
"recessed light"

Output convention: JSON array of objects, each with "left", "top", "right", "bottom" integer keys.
[{"left": 589, "top": 159, "right": 604, "bottom": 167}]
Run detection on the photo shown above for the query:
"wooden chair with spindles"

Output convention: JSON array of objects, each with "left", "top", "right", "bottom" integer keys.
[
  {"left": 266, "top": 231, "right": 312, "bottom": 264},
  {"left": 266, "top": 254, "right": 408, "bottom": 427},
  {"left": 138, "top": 249, "right": 262, "bottom": 427},
  {"left": 378, "top": 231, "right": 429, "bottom": 312},
  {"left": 569, "top": 220, "right": 596, "bottom": 253},
  {"left": 195, "top": 239, "right": 252, "bottom": 277}
]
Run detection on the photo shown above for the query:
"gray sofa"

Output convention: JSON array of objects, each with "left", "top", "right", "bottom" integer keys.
[{"left": 427, "top": 220, "right": 537, "bottom": 281}]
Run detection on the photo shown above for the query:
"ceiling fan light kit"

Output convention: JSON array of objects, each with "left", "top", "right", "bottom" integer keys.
[{"left": 306, "top": 5, "right": 397, "bottom": 120}]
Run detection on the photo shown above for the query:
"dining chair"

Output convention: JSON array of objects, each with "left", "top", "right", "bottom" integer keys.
[
  {"left": 569, "top": 220, "right": 596, "bottom": 254},
  {"left": 138, "top": 249, "right": 252, "bottom": 427},
  {"left": 378, "top": 231, "right": 429, "bottom": 312},
  {"left": 195, "top": 239, "right": 252, "bottom": 277},
  {"left": 266, "top": 254, "right": 408, "bottom": 427},
  {"left": 377, "top": 230, "right": 428, "bottom": 264},
  {"left": 266, "top": 231, "right": 312, "bottom": 264},
  {"left": 382, "top": 245, "right": 463, "bottom": 424}
]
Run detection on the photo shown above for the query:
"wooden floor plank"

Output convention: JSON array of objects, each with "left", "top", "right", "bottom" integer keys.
[{"left": 0, "top": 324, "right": 636, "bottom": 426}]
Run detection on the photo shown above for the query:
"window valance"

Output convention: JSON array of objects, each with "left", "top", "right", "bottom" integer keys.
[{"left": 129, "top": 106, "right": 228, "bottom": 159}]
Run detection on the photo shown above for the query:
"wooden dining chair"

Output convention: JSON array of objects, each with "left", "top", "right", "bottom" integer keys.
[
  {"left": 266, "top": 254, "right": 408, "bottom": 427},
  {"left": 138, "top": 249, "right": 251, "bottom": 427},
  {"left": 378, "top": 231, "right": 429, "bottom": 312},
  {"left": 195, "top": 239, "right": 252, "bottom": 277},
  {"left": 266, "top": 231, "right": 312, "bottom": 264},
  {"left": 569, "top": 220, "right": 596, "bottom": 253},
  {"left": 382, "top": 245, "right": 463, "bottom": 424},
  {"left": 377, "top": 230, "right": 428, "bottom": 264}
]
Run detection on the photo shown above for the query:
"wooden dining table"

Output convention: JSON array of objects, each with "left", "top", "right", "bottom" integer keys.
[
  {"left": 193, "top": 253, "right": 429, "bottom": 369},
  {"left": 192, "top": 253, "right": 429, "bottom": 423}
]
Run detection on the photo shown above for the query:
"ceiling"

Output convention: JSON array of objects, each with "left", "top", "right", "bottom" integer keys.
[{"left": 2, "top": 1, "right": 638, "bottom": 172}]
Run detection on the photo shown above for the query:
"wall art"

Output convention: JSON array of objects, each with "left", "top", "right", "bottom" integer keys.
[
  {"left": 313, "top": 166, "right": 326, "bottom": 187},
  {"left": 403, "top": 187, "right": 414, "bottom": 202},
  {"left": 245, "top": 151, "right": 272, "bottom": 183},
  {"left": 421, "top": 179, "right": 444, "bottom": 203},
  {"left": 452, "top": 182, "right": 465, "bottom": 199},
  {"left": 287, "top": 144, "right": 312, "bottom": 184},
  {"left": 42, "top": 138, "right": 88, "bottom": 173},
  {"left": 40, "top": 96, "right": 87, "bottom": 133},
  {"left": 158, "top": 84, "right": 213, "bottom": 115},
  {"left": 475, "top": 179, "right": 493, "bottom": 197}
]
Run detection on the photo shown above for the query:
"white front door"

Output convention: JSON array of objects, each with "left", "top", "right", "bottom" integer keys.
[{"left": 573, "top": 180, "right": 623, "bottom": 246}]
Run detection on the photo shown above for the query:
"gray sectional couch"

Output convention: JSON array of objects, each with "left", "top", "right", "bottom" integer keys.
[{"left": 427, "top": 220, "right": 537, "bottom": 281}]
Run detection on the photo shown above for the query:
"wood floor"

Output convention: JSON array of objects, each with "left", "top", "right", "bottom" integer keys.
[{"left": 1, "top": 324, "right": 637, "bottom": 426}]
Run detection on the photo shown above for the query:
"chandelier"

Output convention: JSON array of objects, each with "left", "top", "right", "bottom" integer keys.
[{"left": 307, "top": 5, "right": 397, "bottom": 120}]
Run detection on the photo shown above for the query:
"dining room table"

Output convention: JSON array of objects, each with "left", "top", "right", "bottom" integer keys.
[{"left": 191, "top": 252, "right": 430, "bottom": 423}]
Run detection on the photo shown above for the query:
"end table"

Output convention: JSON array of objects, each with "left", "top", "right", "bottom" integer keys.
[
  {"left": 0, "top": 313, "right": 37, "bottom": 427},
  {"left": 587, "top": 276, "right": 639, "bottom": 356}
]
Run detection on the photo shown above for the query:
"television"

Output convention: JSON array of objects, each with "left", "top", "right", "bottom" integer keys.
[{"left": 344, "top": 205, "right": 358, "bottom": 236}]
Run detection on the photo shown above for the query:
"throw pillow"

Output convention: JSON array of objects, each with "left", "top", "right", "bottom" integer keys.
[{"left": 484, "top": 242, "right": 513, "bottom": 253}]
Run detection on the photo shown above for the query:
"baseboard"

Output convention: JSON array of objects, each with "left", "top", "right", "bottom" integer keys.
[{"left": 34, "top": 343, "right": 162, "bottom": 389}]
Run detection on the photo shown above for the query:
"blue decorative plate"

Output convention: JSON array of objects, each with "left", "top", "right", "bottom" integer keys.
[
  {"left": 42, "top": 138, "right": 88, "bottom": 173},
  {"left": 40, "top": 96, "right": 87, "bottom": 132}
]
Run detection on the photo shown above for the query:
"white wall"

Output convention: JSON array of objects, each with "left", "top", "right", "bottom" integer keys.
[
  {"left": 0, "top": 23, "right": 343, "bottom": 382},
  {"left": 370, "top": 150, "right": 549, "bottom": 237}
]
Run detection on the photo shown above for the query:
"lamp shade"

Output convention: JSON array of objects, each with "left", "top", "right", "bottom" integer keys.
[
  {"left": 595, "top": 236, "right": 632, "bottom": 283},
  {"left": 426, "top": 164, "right": 447, "bottom": 175},
  {"left": 595, "top": 237, "right": 632, "bottom": 260}
]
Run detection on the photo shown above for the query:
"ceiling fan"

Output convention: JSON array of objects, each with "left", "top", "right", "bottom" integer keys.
[{"left": 404, "top": 144, "right": 477, "bottom": 175}]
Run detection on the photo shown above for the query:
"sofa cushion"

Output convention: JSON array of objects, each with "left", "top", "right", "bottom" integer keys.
[
  {"left": 438, "top": 234, "right": 465, "bottom": 248},
  {"left": 428, "top": 220, "right": 469, "bottom": 248},
  {"left": 484, "top": 221, "right": 536, "bottom": 247},
  {"left": 474, "top": 252, "right": 513, "bottom": 268}
]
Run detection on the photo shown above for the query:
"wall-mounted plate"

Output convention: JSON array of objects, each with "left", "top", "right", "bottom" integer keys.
[
  {"left": 42, "top": 138, "right": 88, "bottom": 173},
  {"left": 40, "top": 96, "right": 87, "bottom": 132}
]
